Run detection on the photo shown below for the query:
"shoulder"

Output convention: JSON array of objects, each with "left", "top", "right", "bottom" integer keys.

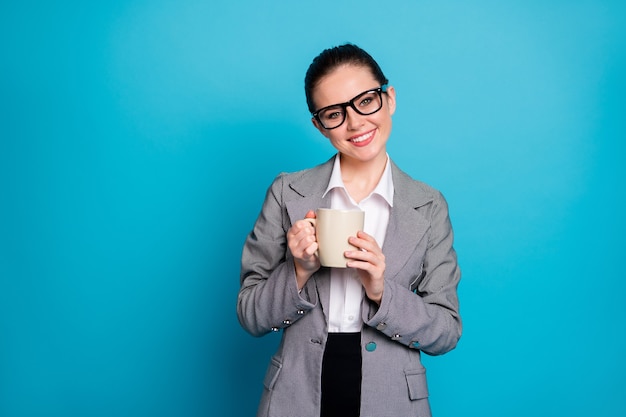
[
  {"left": 269, "top": 156, "right": 335, "bottom": 197},
  {"left": 390, "top": 160, "right": 445, "bottom": 208},
  {"left": 276, "top": 155, "right": 335, "bottom": 181}
]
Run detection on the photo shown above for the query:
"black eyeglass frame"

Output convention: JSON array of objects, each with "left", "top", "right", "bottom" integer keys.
[{"left": 312, "top": 84, "right": 388, "bottom": 130}]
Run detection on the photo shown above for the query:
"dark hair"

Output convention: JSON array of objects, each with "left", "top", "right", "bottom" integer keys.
[{"left": 304, "top": 43, "right": 389, "bottom": 113}]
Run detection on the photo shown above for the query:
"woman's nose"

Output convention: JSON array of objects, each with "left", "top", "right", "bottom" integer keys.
[{"left": 344, "top": 107, "right": 364, "bottom": 130}]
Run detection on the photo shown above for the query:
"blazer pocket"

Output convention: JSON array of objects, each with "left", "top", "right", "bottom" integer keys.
[
  {"left": 263, "top": 357, "right": 283, "bottom": 391},
  {"left": 405, "top": 368, "right": 429, "bottom": 400},
  {"left": 409, "top": 265, "right": 425, "bottom": 294}
]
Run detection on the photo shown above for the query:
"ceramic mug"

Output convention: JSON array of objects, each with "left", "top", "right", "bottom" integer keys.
[{"left": 305, "top": 208, "right": 365, "bottom": 268}]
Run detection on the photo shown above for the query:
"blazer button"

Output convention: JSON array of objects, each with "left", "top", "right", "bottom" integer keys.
[{"left": 365, "top": 342, "right": 377, "bottom": 352}]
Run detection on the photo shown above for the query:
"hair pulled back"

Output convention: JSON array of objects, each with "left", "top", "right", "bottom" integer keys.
[{"left": 304, "top": 43, "right": 389, "bottom": 113}]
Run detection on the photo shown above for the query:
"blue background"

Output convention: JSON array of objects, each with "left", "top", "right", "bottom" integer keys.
[{"left": 1, "top": 1, "right": 625, "bottom": 416}]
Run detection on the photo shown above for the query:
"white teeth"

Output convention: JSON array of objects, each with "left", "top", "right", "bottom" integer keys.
[{"left": 351, "top": 131, "right": 373, "bottom": 143}]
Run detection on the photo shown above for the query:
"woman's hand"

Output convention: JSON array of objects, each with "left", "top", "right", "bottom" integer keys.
[
  {"left": 287, "top": 210, "right": 320, "bottom": 289},
  {"left": 346, "top": 231, "right": 386, "bottom": 305}
]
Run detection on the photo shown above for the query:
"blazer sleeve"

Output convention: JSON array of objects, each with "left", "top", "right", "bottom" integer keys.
[
  {"left": 237, "top": 174, "right": 318, "bottom": 337},
  {"left": 364, "top": 190, "right": 462, "bottom": 356}
]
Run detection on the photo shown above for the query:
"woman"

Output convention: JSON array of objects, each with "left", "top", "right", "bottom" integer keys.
[{"left": 238, "top": 44, "right": 461, "bottom": 417}]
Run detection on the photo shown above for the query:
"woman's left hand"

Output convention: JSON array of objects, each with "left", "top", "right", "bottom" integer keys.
[{"left": 345, "top": 231, "right": 386, "bottom": 305}]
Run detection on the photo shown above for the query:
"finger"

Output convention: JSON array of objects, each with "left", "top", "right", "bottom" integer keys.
[
  {"left": 354, "top": 231, "right": 378, "bottom": 244},
  {"left": 302, "top": 241, "right": 319, "bottom": 258},
  {"left": 356, "top": 230, "right": 375, "bottom": 241},
  {"left": 288, "top": 228, "right": 314, "bottom": 253},
  {"left": 345, "top": 250, "right": 379, "bottom": 265},
  {"left": 348, "top": 254, "right": 385, "bottom": 274},
  {"left": 347, "top": 260, "right": 385, "bottom": 282},
  {"left": 349, "top": 236, "right": 381, "bottom": 254},
  {"left": 289, "top": 222, "right": 314, "bottom": 242},
  {"left": 296, "top": 230, "right": 319, "bottom": 252}
]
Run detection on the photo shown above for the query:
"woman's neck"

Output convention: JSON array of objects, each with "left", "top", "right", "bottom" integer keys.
[{"left": 339, "top": 152, "right": 388, "bottom": 204}]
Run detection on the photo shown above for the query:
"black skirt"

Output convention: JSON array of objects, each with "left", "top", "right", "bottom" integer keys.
[{"left": 320, "top": 332, "right": 362, "bottom": 417}]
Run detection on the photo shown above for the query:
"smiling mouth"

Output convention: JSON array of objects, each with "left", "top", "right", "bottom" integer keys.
[{"left": 349, "top": 130, "right": 375, "bottom": 143}]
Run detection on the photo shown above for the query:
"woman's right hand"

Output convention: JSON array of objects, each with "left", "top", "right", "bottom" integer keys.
[{"left": 287, "top": 210, "right": 320, "bottom": 289}]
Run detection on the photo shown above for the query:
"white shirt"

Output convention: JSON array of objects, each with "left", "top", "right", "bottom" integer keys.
[{"left": 323, "top": 155, "right": 394, "bottom": 333}]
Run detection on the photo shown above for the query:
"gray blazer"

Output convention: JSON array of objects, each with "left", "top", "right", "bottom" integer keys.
[{"left": 238, "top": 156, "right": 461, "bottom": 417}]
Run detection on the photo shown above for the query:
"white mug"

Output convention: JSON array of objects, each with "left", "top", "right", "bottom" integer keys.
[{"left": 305, "top": 208, "right": 365, "bottom": 268}]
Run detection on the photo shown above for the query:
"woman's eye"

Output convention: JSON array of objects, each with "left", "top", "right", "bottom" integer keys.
[{"left": 324, "top": 110, "right": 343, "bottom": 120}]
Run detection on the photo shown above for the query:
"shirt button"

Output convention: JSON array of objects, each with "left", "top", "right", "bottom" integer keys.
[
  {"left": 348, "top": 315, "right": 355, "bottom": 321},
  {"left": 365, "top": 342, "right": 377, "bottom": 352}
]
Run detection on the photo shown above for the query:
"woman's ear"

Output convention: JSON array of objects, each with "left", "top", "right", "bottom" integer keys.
[
  {"left": 311, "top": 117, "right": 330, "bottom": 138},
  {"left": 385, "top": 86, "right": 397, "bottom": 116}
]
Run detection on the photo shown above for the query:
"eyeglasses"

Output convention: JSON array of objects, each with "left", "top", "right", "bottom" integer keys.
[{"left": 312, "top": 85, "right": 388, "bottom": 130}]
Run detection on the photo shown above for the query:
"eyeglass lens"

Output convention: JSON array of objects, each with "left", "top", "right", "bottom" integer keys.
[{"left": 317, "top": 89, "right": 383, "bottom": 129}]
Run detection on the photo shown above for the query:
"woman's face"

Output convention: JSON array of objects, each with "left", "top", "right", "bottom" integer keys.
[{"left": 311, "top": 64, "right": 396, "bottom": 166}]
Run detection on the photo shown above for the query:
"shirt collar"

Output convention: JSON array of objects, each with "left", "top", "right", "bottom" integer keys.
[{"left": 323, "top": 154, "right": 394, "bottom": 207}]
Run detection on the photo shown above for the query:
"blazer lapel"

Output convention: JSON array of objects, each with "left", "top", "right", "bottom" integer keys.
[{"left": 382, "top": 163, "right": 433, "bottom": 281}]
